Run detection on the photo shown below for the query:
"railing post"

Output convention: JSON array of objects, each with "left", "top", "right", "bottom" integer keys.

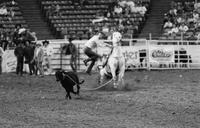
[
  {"left": 187, "top": 41, "right": 189, "bottom": 69},
  {"left": 146, "top": 39, "right": 150, "bottom": 70},
  {"left": 78, "top": 43, "right": 80, "bottom": 71},
  {"left": 60, "top": 43, "right": 63, "bottom": 70},
  {"left": 149, "top": 33, "right": 152, "bottom": 40},
  {"left": 181, "top": 32, "right": 183, "bottom": 41},
  {"left": 177, "top": 41, "right": 180, "bottom": 69}
]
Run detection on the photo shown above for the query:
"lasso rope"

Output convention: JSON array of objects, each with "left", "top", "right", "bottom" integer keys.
[
  {"left": 63, "top": 72, "right": 113, "bottom": 91},
  {"left": 81, "top": 79, "right": 113, "bottom": 91}
]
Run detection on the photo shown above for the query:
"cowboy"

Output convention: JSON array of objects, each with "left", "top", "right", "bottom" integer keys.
[
  {"left": 83, "top": 32, "right": 112, "bottom": 75},
  {"left": 14, "top": 42, "right": 24, "bottom": 76},
  {"left": 62, "top": 37, "right": 77, "bottom": 72},
  {"left": 24, "top": 40, "right": 35, "bottom": 75},
  {"left": 42, "top": 40, "right": 54, "bottom": 75},
  {"left": 33, "top": 42, "right": 44, "bottom": 77}
]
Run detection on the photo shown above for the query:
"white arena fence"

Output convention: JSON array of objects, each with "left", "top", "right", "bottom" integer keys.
[{"left": 2, "top": 39, "right": 200, "bottom": 73}]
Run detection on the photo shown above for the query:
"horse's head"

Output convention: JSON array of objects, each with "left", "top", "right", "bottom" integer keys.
[{"left": 112, "top": 32, "right": 122, "bottom": 46}]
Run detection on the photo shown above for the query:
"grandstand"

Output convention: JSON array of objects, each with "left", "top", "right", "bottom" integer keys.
[{"left": 1, "top": 0, "right": 199, "bottom": 41}]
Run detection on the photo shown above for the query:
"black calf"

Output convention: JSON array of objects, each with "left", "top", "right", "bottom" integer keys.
[{"left": 55, "top": 70, "right": 84, "bottom": 99}]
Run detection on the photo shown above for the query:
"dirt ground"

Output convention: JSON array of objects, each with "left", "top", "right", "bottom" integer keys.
[{"left": 0, "top": 70, "right": 200, "bottom": 128}]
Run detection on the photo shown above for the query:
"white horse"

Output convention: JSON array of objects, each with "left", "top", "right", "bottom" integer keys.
[{"left": 98, "top": 32, "right": 125, "bottom": 88}]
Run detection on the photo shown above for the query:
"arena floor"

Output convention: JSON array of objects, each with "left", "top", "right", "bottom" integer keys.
[{"left": 0, "top": 70, "right": 200, "bottom": 128}]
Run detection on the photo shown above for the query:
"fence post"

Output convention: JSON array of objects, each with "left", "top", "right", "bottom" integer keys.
[
  {"left": 149, "top": 33, "right": 152, "bottom": 40},
  {"left": 177, "top": 41, "right": 180, "bottom": 69},
  {"left": 60, "top": 43, "right": 63, "bottom": 70},
  {"left": 187, "top": 41, "right": 189, "bottom": 69},
  {"left": 77, "top": 44, "right": 80, "bottom": 71},
  {"left": 181, "top": 32, "right": 183, "bottom": 41},
  {"left": 146, "top": 39, "right": 151, "bottom": 70}
]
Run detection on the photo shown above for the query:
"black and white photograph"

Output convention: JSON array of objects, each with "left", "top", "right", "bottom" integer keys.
[{"left": 1, "top": 0, "right": 200, "bottom": 127}]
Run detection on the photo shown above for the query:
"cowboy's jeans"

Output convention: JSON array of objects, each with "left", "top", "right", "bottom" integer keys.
[
  {"left": 16, "top": 56, "right": 24, "bottom": 75},
  {"left": 70, "top": 55, "right": 77, "bottom": 72},
  {"left": 83, "top": 47, "right": 101, "bottom": 73}
]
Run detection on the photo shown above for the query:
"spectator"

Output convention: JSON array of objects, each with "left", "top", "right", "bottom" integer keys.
[
  {"left": 176, "top": 2, "right": 184, "bottom": 14},
  {"left": 108, "top": 0, "right": 118, "bottom": 14},
  {"left": 168, "top": 24, "right": 179, "bottom": 35},
  {"left": 33, "top": 42, "right": 44, "bottom": 77},
  {"left": 54, "top": 4, "right": 61, "bottom": 16},
  {"left": 194, "top": 2, "right": 200, "bottom": 13},
  {"left": 14, "top": 42, "right": 24, "bottom": 76},
  {"left": 170, "top": 1, "right": 177, "bottom": 9},
  {"left": 62, "top": 37, "right": 77, "bottom": 72},
  {"left": 193, "top": 11, "right": 199, "bottom": 23},
  {"left": 126, "top": 0, "right": 135, "bottom": 9},
  {"left": 24, "top": 40, "right": 35, "bottom": 75},
  {"left": 0, "top": 5, "right": 8, "bottom": 16},
  {"left": 179, "top": 23, "right": 189, "bottom": 33},
  {"left": 194, "top": 21, "right": 200, "bottom": 30},
  {"left": 46, "top": 5, "right": 53, "bottom": 17},
  {"left": 118, "top": 0, "right": 127, "bottom": 8},
  {"left": 9, "top": 7, "right": 14, "bottom": 17},
  {"left": 42, "top": 40, "right": 53, "bottom": 75},
  {"left": 187, "top": 13, "right": 194, "bottom": 24},
  {"left": 11, "top": 0, "right": 17, "bottom": 5},
  {"left": 163, "top": 13, "right": 169, "bottom": 24},
  {"left": 163, "top": 20, "right": 173, "bottom": 29},
  {"left": 114, "top": 5, "right": 123, "bottom": 15},
  {"left": 30, "top": 32, "right": 37, "bottom": 43},
  {"left": 187, "top": 31, "right": 196, "bottom": 40},
  {"left": 123, "top": 6, "right": 131, "bottom": 16},
  {"left": 169, "top": 8, "right": 177, "bottom": 16},
  {"left": 0, "top": 44, "right": 4, "bottom": 74}
]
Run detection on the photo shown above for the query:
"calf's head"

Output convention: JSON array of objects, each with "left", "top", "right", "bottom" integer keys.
[{"left": 55, "top": 70, "right": 64, "bottom": 81}]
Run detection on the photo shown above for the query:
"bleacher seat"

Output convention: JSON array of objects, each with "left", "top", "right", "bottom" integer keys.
[
  {"left": 161, "top": 0, "right": 198, "bottom": 40},
  {"left": 40, "top": 0, "right": 150, "bottom": 39}
]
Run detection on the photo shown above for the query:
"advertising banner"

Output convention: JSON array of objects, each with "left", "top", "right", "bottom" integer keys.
[
  {"left": 2, "top": 50, "right": 17, "bottom": 73},
  {"left": 149, "top": 46, "right": 174, "bottom": 63}
]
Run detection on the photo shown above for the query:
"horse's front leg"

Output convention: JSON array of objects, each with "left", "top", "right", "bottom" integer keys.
[
  {"left": 118, "top": 63, "right": 125, "bottom": 88},
  {"left": 98, "top": 68, "right": 105, "bottom": 85},
  {"left": 110, "top": 65, "right": 117, "bottom": 88}
]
